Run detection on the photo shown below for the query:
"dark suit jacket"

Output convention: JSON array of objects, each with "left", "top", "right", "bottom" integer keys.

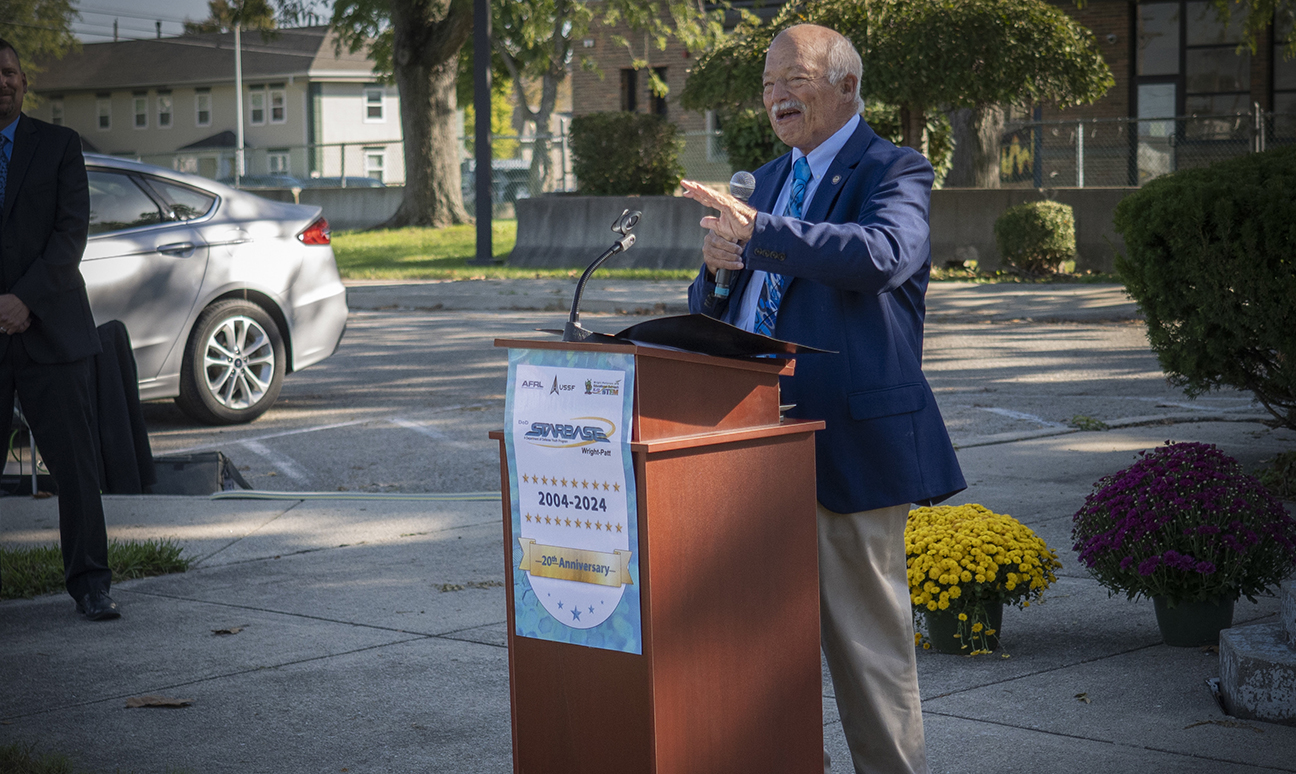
[
  {"left": 689, "top": 119, "right": 965, "bottom": 513},
  {"left": 0, "top": 114, "right": 99, "bottom": 364}
]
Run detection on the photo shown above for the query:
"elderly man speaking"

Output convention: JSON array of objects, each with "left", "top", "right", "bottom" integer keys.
[{"left": 682, "top": 24, "right": 965, "bottom": 774}]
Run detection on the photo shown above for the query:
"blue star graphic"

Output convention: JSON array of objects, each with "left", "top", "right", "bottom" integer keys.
[
  {"left": 588, "top": 606, "right": 594, "bottom": 613},
  {"left": 557, "top": 601, "right": 564, "bottom": 609},
  {"left": 571, "top": 608, "right": 581, "bottom": 621}
]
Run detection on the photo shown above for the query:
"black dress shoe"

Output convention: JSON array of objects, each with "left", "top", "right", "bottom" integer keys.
[{"left": 76, "top": 590, "right": 121, "bottom": 621}]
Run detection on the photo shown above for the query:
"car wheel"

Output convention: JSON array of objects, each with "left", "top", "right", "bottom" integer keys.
[{"left": 176, "top": 299, "right": 286, "bottom": 425}]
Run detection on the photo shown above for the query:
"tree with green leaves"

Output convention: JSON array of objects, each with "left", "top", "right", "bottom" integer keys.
[
  {"left": 682, "top": 0, "right": 1112, "bottom": 188},
  {"left": 333, "top": 0, "right": 474, "bottom": 228},
  {"left": 184, "top": 0, "right": 278, "bottom": 34},
  {"left": 0, "top": 0, "right": 79, "bottom": 91}
]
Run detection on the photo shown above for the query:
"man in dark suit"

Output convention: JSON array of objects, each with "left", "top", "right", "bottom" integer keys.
[
  {"left": 684, "top": 25, "right": 964, "bottom": 774},
  {"left": 0, "top": 38, "right": 119, "bottom": 620}
]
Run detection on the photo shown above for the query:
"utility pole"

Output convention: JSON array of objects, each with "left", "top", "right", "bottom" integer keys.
[
  {"left": 472, "top": 0, "right": 492, "bottom": 265},
  {"left": 235, "top": 22, "right": 245, "bottom": 187}
]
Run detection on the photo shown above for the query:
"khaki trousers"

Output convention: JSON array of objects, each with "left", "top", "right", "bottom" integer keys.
[{"left": 818, "top": 502, "right": 927, "bottom": 774}]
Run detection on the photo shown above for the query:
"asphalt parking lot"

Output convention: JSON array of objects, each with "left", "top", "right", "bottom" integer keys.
[{"left": 138, "top": 279, "right": 1269, "bottom": 496}]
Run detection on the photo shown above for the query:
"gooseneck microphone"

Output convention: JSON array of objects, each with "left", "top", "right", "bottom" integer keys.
[{"left": 713, "top": 170, "right": 756, "bottom": 300}]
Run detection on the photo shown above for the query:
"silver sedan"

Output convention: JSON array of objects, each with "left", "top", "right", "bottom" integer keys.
[{"left": 81, "top": 154, "right": 348, "bottom": 425}]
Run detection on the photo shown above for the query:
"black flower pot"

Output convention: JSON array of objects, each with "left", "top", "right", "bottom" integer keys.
[{"left": 1152, "top": 596, "right": 1235, "bottom": 647}]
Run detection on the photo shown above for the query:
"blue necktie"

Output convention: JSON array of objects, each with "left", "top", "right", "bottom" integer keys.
[{"left": 753, "top": 156, "right": 811, "bottom": 338}]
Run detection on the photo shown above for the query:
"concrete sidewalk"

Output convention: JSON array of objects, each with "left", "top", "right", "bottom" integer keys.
[{"left": 3, "top": 419, "right": 1294, "bottom": 773}]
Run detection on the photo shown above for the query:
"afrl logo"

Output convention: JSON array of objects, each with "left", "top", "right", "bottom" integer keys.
[{"left": 520, "top": 380, "right": 544, "bottom": 389}]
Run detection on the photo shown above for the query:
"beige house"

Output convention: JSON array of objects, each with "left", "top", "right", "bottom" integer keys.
[{"left": 27, "top": 26, "right": 405, "bottom": 184}]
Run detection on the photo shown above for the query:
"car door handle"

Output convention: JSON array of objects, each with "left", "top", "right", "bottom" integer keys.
[{"left": 157, "top": 242, "right": 196, "bottom": 257}]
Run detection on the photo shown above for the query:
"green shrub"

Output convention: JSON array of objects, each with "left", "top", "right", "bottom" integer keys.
[
  {"left": 1113, "top": 146, "right": 1296, "bottom": 431},
  {"left": 993, "top": 200, "right": 1076, "bottom": 275},
  {"left": 569, "top": 112, "right": 685, "bottom": 196}
]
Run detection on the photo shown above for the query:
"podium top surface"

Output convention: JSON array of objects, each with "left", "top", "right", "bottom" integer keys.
[{"left": 494, "top": 338, "right": 795, "bottom": 377}]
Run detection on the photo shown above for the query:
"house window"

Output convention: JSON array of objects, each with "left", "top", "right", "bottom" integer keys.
[
  {"left": 364, "top": 147, "right": 385, "bottom": 182},
  {"left": 620, "top": 69, "right": 638, "bottom": 112},
  {"left": 133, "top": 93, "right": 148, "bottom": 129},
  {"left": 196, "top": 90, "right": 211, "bottom": 126},
  {"left": 1183, "top": 0, "right": 1250, "bottom": 130},
  {"left": 175, "top": 156, "right": 198, "bottom": 174},
  {"left": 50, "top": 97, "right": 63, "bottom": 126},
  {"left": 97, "top": 96, "right": 111, "bottom": 130},
  {"left": 270, "top": 84, "right": 286, "bottom": 123},
  {"left": 651, "top": 67, "right": 668, "bottom": 117},
  {"left": 249, "top": 87, "right": 266, "bottom": 125},
  {"left": 157, "top": 91, "right": 173, "bottom": 128},
  {"left": 364, "top": 87, "right": 384, "bottom": 121},
  {"left": 268, "top": 150, "right": 291, "bottom": 174}
]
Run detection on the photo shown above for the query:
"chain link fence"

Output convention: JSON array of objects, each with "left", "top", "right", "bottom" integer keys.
[{"left": 1000, "top": 108, "right": 1289, "bottom": 188}]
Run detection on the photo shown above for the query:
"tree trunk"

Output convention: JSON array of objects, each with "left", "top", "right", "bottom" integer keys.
[
  {"left": 381, "top": 0, "right": 473, "bottom": 229},
  {"left": 899, "top": 104, "right": 927, "bottom": 153},
  {"left": 525, "top": 69, "right": 561, "bottom": 197},
  {"left": 945, "top": 104, "right": 1005, "bottom": 188}
]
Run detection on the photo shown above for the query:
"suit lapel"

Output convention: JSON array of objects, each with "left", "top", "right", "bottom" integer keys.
[
  {"left": 803, "top": 119, "right": 877, "bottom": 223},
  {"left": 3, "top": 115, "right": 39, "bottom": 224}
]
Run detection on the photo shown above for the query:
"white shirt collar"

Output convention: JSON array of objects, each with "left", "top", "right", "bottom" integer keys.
[{"left": 791, "top": 113, "right": 860, "bottom": 184}]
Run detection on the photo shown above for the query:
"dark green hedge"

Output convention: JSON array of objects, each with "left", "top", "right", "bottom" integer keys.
[
  {"left": 569, "top": 112, "right": 685, "bottom": 196},
  {"left": 1114, "top": 146, "right": 1296, "bottom": 430},
  {"left": 994, "top": 200, "right": 1076, "bottom": 275}
]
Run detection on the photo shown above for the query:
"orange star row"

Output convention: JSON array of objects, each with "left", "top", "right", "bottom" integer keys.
[
  {"left": 521, "top": 473, "right": 621, "bottom": 492},
  {"left": 524, "top": 513, "right": 624, "bottom": 532}
]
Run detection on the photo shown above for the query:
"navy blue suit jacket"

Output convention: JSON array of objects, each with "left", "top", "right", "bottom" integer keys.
[{"left": 689, "top": 119, "right": 965, "bottom": 513}]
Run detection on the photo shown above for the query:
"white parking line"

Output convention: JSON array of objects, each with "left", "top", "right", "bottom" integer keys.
[
  {"left": 975, "top": 407, "right": 1069, "bottom": 428},
  {"left": 388, "top": 417, "right": 478, "bottom": 450},
  {"left": 167, "top": 418, "right": 374, "bottom": 455},
  {"left": 240, "top": 440, "right": 311, "bottom": 483}
]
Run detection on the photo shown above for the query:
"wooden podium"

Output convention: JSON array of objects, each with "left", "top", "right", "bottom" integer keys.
[{"left": 491, "top": 339, "right": 825, "bottom": 774}]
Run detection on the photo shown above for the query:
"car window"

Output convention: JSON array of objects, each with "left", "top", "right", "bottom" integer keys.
[
  {"left": 148, "top": 179, "right": 217, "bottom": 220},
  {"left": 87, "top": 170, "right": 165, "bottom": 235}
]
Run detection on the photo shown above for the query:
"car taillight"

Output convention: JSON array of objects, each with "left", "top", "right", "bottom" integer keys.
[{"left": 297, "top": 217, "right": 330, "bottom": 245}]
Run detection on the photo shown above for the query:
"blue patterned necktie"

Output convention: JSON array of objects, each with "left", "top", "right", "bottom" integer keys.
[{"left": 752, "top": 156, "right": 811, "bottom": 338}]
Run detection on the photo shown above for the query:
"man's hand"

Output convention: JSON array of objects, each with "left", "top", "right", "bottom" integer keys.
[
  {"left": 681, "top": 180, "right": 757, "bottom": 243},
  {"left": 0, "top": 294, "right": 32, "bottom": 334},
  {"left": 702, "top": 230, "right": 745, "bottom": 278}
]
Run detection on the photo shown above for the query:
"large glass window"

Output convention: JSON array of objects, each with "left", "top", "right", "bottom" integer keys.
[
  {"left": 1138, "top": 2, "right": 1180, "bottom": 76},
  {"left": 87, "top": 171, "right": 165, "bottom": 234},
  {"left": 1276, "top": 15, "right": 1296, "bottom": 138}
]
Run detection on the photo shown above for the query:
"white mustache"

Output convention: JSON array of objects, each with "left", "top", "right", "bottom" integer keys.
[{"left": 770, "top": 99, "right": 807, "bottom": 118}]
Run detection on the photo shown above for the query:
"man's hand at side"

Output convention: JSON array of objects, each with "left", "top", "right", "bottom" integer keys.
[
  {"left": 0, "top": 294, "right": 32, "bottom": 333},
  {"left": 681, "top": 180, "right": 756, "bottom": 243}
]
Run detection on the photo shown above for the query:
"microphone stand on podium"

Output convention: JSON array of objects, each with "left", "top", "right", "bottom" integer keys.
[{"left": 490, "top": 204, "right": 827, "bottom": 773}]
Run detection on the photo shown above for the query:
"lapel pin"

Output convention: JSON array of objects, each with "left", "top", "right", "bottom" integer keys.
[{"left": 831, "top": 175, "right": 841, "bottom": 185}]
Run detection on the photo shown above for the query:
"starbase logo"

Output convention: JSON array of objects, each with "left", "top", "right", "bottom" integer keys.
[{"left": 523, "top": 416, "right": 616, "bottom": 448}]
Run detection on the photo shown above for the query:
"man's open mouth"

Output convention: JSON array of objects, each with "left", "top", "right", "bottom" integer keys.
[{"left": 772, "top": 101, "right": 805, "bottom": 121}]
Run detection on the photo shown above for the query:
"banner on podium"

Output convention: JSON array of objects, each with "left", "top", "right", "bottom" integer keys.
[{"left": 504, "top": 348, "right": 641, "bottom": 654}]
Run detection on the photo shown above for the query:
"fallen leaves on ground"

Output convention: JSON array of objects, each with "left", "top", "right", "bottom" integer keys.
[
  {"left": 1074, "top": 692, "right": 1091, "bottom": 704},
  {"left": 212, "top": 626, "right": 243, "bottom": 635}
]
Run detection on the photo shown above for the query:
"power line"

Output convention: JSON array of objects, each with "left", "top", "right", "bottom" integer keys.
[{"left": 75, "top": 4, "right": 199, "bottom": 25}]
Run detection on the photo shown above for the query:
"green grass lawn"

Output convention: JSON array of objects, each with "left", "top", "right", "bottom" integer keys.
[
  {"left": 332, "top": 221, "right": 696, "bottom": 281},
  {"left": 0, "top": 539, "right": 189, "bottom": 600},
  {"left": 331, "top": 221, "right": 1119, "bottom": 283}
]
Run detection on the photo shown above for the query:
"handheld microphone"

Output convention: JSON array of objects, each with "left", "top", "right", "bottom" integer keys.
[{"left": 713, "top": 170, "right": 756, "bottom": 300}]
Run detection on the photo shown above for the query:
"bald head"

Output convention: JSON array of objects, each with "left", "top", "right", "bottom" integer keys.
[{"left": 762, "top": 25, "right": 863, "bottom": 153}]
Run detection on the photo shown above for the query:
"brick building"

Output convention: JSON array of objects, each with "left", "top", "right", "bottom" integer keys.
[{"left": 570, "top": 1, "right": 1296, "bottom": 186}]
